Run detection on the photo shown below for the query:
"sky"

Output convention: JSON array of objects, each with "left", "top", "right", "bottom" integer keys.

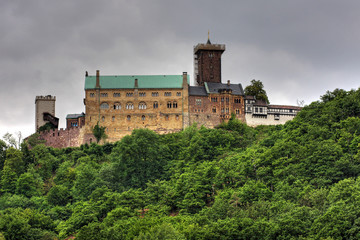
[{"left": 1, "top": 0, "right": 359, "bottom": 139}]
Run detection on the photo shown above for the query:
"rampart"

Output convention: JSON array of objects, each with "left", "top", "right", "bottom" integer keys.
[{"left": 39, "top": 126, "right": 85, "bottom": 148}]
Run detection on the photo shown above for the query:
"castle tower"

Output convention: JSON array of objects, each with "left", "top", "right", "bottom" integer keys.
[
  {"left": 194, "top": 34, "right": 225, "bottom": 86},
  {"left": 35, "top": 95, "right": 57, "bottom": 131}
]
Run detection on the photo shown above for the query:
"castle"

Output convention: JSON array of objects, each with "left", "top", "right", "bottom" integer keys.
[{"left": 36, "top": 38, "right": 301, "bottom": 148}]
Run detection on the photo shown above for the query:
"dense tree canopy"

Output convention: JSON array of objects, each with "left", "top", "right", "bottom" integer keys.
[
  {"left": 244, "top": 79, "right": 270, "bottom": 103},
  {"left": 2, "top": 87, "right": 360, "bottom": 239}
]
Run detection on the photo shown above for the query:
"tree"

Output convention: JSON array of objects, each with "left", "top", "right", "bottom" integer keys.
[
  {"left": 2, "top": 133, "right": 18, "bottom": 149},
  {"left": 92, "top": 122, "right": 107, "bottom": 144},
  {"left": 244, "top": 79, "right": 270, "bottom": 104}
]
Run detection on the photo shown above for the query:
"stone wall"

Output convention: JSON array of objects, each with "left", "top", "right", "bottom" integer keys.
[
  {"left": 39, "top": 127, "right": 85, "bottom": 148},
  {"left": 189, "top": 94, "right": 245, "bottom": 128},
  {"left": 84, "top": 86, "right": 188, "bottom": 142}
]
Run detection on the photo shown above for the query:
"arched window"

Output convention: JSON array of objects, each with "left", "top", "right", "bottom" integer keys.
[
  {"left": 127, "top": 115, "right": 131, "bottom": 121},
  {"left": 167, "top": 102, "right": 172, "bottom": 108},
  {"left": 101, "top": 116, "right": 105, "bottom": 122},
  {"left": 153, "top": 101, "right": 158, "bottom": 109},
  {"left": 100, "top": 102, "right": 109, "bottom": 109},
  {"left": 139, "top": 102, "right": 147, "bottom": 110},
  {"left": 173, "top": 101, "right": 178, "bottom": 108},
  {"left": 126, "top": 102, "right": 134, "bottom": 110},
  {"left": 141, "top": 115, "right": 146, "bottom": 121},
  {"left": 114, "top": 102, "right": 121, "bottom": 110},
  {"left": 212, "top": 107, "right": 216, "bottom": 113},
  {"left": 112, "top": 116, "right": 115, "bottom": 121}
]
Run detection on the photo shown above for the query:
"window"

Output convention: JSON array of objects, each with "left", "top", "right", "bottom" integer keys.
[
  {"left": 221, "top": 108, "right": 225, "bottom": 113},
  {"left": 100, "top": 103, "right": 109, "bottom": 109},
  {"left": 212, "top": 107, "right": 216, "bottom": 113},
  {"left": 167, "top": 102, "right": 172, "bottom": 108},
  {"left": 101, "top": 93, "right": 108, "bottom": 97},
  {"left": 211, "top": 97, "right": 217, "bottom": 102},
  {"left": 260, "top": 108, "right": 263, "bottom": 113},
  {"left": 101, "top": 116, "right": 105, "bottom": 122},
  {"left": 141, "top": 115, "right": 146, "bottom": 121},
  {"left": 114, "top": 103, "right": 121, "bottom": 110},
  {"left": 221, "top": 97, "right": 224, "bottom": 102},
  {"left": 113, "top": 93, "right": 121, "bottom": 97},
  {"left": 126, "top": 102, "right": 134, "bottom": 110},
  {"left": 274, "top": 114, "right": 280, "bottom": 120},
  {"left": 176, "top": 115, "right": 179, "bottom": 120},
  {"left": 90, "top": 93, "right": 95, "bottom": 97},
  {"left": 127, "top": 115, "right": 131, "bottom": 121},
  {"left": 236, "top": 109, "right": 240, "bottom": 114},
  {"left": 196, "top": 99, "right": 202, "bottom": 106},
  {"left": 139, "top": 92, "right": 146, "bottom": 97},
  {"left": 234, "top": 98, "right": 241, "bottom": 103},
  {"left": 226, "top": 108, "right": 229, "bottom": 113},
  {"left": 209, "top": 53, "right": 213, "bottom": 57},
  {"left": 153, "top": 102, "right": 158, "bottom": 109},
  {"left": 173, "top": 101, "right": 178, "bottom": 108},
  {"left": 112, "top": 116, "right": 115, "bottom": 121},
  {"left": 126, "top": 93, "right": 133, "bottom": 97},
  {"left": 139, "top": 102, "right": 147, "bottom": 109},
  {"left": 164, "top": 92, "right": 171, "bottom": 96},
  {"left": 152, "top": 92, "right": 159, "bottom": 97},
  {"left": 226, "top": 97, "right": 229, "bottom": 102},
  {"left": 247, "top": 107, "right": 251, "bottom": 111},
  {"left": 255, "top": 107, "right": 258, "bottom": 113},
  {"left": 165, "top": 115, "right": 169, "bottom": 120},
  {"left": 176, "top": 92, "right": 181, "bottom": 96}
]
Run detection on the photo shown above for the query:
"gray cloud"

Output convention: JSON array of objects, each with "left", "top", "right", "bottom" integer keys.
[{"left": 1, "top": 0, "right": 360, "bottom": 138}]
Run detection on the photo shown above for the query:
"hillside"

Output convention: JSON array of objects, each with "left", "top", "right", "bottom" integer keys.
[{"left": 1, "top": 88, "right": 360, "bottom": 239}]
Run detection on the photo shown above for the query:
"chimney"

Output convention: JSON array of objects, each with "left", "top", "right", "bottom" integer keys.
[
  {"left": 134, "top": 78, "right": 138, "bottom": 88},
  {"left": 96, "top": 70, "right": 100, "bottom": 88},
  {"left": 227, "top": 80, "right": 230, "bottom": 86},
  {"left": 182, "top": 72, "right": 188, "bottom": 88}
]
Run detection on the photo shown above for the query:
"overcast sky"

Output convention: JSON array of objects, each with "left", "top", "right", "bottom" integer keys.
[{"left": 1, "top": 0, "right": 359, "bottom": 139}]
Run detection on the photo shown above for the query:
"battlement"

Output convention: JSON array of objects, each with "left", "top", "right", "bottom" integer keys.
[
  {"left": 35, "top": 95, "right": 56, "bottom": 103},
  {"left": 194, "top": 43, "right": 225, "bottom": 54},
  {"left": 39, "top": 126, "right": 85, "bottom": 148}
]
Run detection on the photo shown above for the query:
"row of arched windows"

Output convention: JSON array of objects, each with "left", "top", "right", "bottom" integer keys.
[
  {"left": 100, "top": 114, "right": 180, "bottom": 122},
  {"left": 100, "top": 101, "right": 178, "bottom": 110}
]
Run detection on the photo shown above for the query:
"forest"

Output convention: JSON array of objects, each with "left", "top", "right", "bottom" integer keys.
[{"left": 1, "top": 88, "right": 360, "bottom": 239}]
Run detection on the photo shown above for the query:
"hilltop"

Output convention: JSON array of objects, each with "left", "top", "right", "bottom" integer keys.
[{"left": 1, "top": 87, "right": 360, "bottom": 239}]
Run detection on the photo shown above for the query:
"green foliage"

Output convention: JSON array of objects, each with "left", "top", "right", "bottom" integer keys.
[
  {"left": 244, "top": 79, "right": 270, "bottom": 103},
  {"left": 16, "top": 170, "right": 43, "bottom": 197},
  {"left": 2, "top": 88, "right": 360, "bottom": 239},
  {"left": 37, "top": 122, "right": 57, "bottom": 133},
  {"left": 92, "top": 122, "right": 108, "bottom": 143},
  {"left": 47, "top": 185, "right": 71, "bottom": 206}
]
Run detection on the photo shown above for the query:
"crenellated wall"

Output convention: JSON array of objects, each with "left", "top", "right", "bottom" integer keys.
[{"left": 39, "top": 126, "right": 88, "bottom": 148}]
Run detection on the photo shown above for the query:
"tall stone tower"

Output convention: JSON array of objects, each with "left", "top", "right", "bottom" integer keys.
[
  {"left": 35, "top": 95, "right": 57, "bottom": 131},
  {"left": 194, "top": 35, "right": 225, "bottom": 86}
]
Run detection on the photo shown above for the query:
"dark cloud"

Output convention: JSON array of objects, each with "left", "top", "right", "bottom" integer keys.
[{"left": 1, "top": 0, "right": 360, "bottom": 138}]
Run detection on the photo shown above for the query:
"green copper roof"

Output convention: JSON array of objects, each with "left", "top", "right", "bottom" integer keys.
[{"left": 85, "top": 75, "right": 188, "bottom": 90}]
